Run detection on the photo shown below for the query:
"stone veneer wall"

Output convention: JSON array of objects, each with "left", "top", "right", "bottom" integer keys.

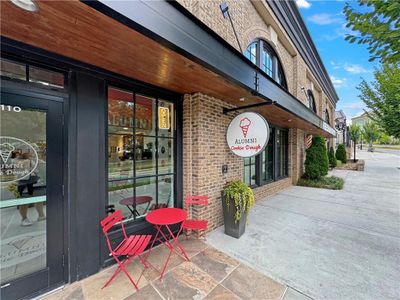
[{"left": 183, "top": 93, "right": 301, "bottom": 232}]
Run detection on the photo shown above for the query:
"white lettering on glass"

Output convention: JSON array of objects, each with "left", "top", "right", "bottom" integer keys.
[{"left": 1, "top": 105, "right": 21, "bottom": 112}]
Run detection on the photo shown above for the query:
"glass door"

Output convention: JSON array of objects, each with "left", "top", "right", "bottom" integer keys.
[{"left": 0, "top": 91, "right": 64, "bottom": 300}]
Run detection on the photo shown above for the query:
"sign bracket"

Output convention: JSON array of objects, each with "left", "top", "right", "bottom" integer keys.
[{"left": 223, "top": 100, "right": 276, "bottom": 115}]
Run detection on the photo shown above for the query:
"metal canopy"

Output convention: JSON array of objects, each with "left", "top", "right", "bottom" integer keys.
[{"left": 83, "top": 0, "right": 336, "bottom": 137}]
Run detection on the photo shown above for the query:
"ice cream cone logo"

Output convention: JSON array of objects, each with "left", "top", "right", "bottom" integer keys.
[
  {"left": 239, "top": 117, "right": 252, "bottom": 138},
  {"left": 0, "top": 143, "right": 14, "bottom": 163}
]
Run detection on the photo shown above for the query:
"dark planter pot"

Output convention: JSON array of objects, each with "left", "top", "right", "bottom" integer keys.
[{"left": 221, "top": 193, "right": 247, "bottom": 239}]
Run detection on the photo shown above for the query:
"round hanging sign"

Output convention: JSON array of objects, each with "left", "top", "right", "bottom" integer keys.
[{"left": 226, "top": 112, "right": 269, "bottom": 158}]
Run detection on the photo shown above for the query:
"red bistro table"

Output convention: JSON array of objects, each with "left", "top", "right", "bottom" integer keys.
[
  {"left": 119, "top": 196, "right": 152, "bottom": 218},
  {"left": 145, "top": 208, "right": 189, "bottom": 278}
]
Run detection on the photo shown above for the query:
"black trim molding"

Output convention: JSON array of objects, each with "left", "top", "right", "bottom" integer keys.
[{"left": 266, "top": 0, "right": 339, "bottom": 105}]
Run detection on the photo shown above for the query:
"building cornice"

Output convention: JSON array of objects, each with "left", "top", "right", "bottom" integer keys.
[{"left": 266, "top": 0, "right": 339, "bottom": 106}]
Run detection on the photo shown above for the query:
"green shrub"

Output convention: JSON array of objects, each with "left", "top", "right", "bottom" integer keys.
[
  {"left": 328, "top": 146, "right": 337, "bottom": 168},
  {"left": 336, "top": 144, "right": 347, "bottom": 164},
  {"left": 304, "top": 136, "right": 329, "bottom": 179},
  {"left": 297, "top": 176, "right": 344, "bottom": 190}
]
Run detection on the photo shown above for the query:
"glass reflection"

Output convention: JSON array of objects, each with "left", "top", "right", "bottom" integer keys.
[
  {"left": 158, "top": 138, "right": 174, "bottom": 175},
  {"left": 0, "top": 108, "right": 47, "bottom": 284},
  {"left": 108, "top": 134, "right": 134, "bottom": 180},
  {"left": 158, "top": 176, "right": 174, "bottom": 208},
  {"left": 108, "top": 179, "right": 134, "bottom": 219},
  {"left": 135, "top": 95, "right": 155, "bottom": 136},
  {"left": 135, "top": 177, "right": 157, "bottom": 215},
  {"left": 108, "top": 87, "right": 134, "bottom": 134},
  {"left": 135, "top": 136, "right": 156, "bottom": 177}
]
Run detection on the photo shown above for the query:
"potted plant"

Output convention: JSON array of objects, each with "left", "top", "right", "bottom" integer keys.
[{"left": 222, "top": 180, "right": 255, "bottom": 238}]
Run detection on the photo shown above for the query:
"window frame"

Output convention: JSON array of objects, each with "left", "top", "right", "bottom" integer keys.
[
  {"left": 0, "top": 56, "right": 67, "bottom": 91},
  {"left": 244, "top": 39, "right": 288, "bottom": 90},
  {"left": 244, "top": 126, "right": 289, "bottom": 188},
  {"left": 307, "top": 89, "right": 317, "bottom": 113},
  {"left": 106, "top": 84, "right": 179, "bottom": 225}
]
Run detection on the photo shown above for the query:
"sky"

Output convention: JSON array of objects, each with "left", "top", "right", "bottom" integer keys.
[{"left": 295, "top": 0, "right": 379, "bottom": 123}]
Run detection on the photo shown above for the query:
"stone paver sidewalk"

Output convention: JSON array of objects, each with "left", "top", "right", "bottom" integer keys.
[
  {"left": 207, "top": 150, "right": 400, "bottom": 300},
  {"left": 41, "top": 237, "right": 302, "bottom": 300}
]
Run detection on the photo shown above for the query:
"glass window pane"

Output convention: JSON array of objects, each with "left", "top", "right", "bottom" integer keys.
[
  {"left": 158, "top": 138, "right": 174, "bottom": 175},
  {"left": 135, "top": 177, "right": 157, "bottom": 216},
  {"left": 158, "top": 175, "right": 174, "bottom": 208},
  {"left": 108, "top": 87, "right": 134, "bottom": 134},
  {"left": 29, "top": 66, "right": 64, "bottom": 88},
  {"left": 250, "top": 156, "right": 256, "bottom": 186},
  {"left": 135, "top": 94, "right": 155, "bottom": 136},
  {"left": 158, "top": 100, "right": 174, "bottom": 138},
  {"left": 108, "top": 179, "right": 134, "bottom": 220},
  {"left": 108, "top": 134, "right": 134, "bottom": 180},
  {"left": 1, "top": 108, "right": 47, "bottom": 283},
  {"left": 135, "top": 136, "right": 156, "bottom": 177},
  {"left": 0, "top": 58, "right": 26, "bottom": 81}
]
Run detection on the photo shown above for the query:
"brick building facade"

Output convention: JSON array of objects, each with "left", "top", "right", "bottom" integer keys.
[
  {"left": 179, "top": 0, "right": 338, "bottom": 230},
  {"left": 0, "top": 1, "right": 338, "bottom": 298}
]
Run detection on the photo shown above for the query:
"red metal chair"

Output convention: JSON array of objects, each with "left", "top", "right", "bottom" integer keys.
[
  {"left": 100, "top": 210, "right": 151, "bottom": 290},
  {"left": 182, "top": 195, "right": 209, "bottom": 239}
]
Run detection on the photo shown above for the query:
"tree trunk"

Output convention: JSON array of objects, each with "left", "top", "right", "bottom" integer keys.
[{"left": 353, "top": 140, "right": 356, "bottom": 162}]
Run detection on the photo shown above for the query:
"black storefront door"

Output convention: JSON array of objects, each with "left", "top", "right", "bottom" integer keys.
[{"left": 1, "top": 91, "right": 64, "bottom": 299}]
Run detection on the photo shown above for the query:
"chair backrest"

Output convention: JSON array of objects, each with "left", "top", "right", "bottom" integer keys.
[{"left": 100, "top": 210, "right": 127, "bottom": 251}]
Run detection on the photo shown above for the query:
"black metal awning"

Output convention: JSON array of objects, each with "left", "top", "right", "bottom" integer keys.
[{"left": 82, "top": 0, "right": 336, "bottom": 137}]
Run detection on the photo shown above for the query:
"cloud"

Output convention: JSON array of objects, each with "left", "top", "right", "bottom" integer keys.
[
  {"left": 341, "top": 102, "right": 366, "bottom": 110},
  {"left": 296, "top": 0, "right": 311, "bottom": 9},
  {"left": 330, "top": 61, "right": 371, "bottom": 74},
  {"left": 307, "top": 13, "right": 342, "bottom": 25},
  {"left": 330, "top": 75, "right": 348, "bottom": 88},
  {"left": 343, "top": 64, "right": 369, "bottom": 74},
  {"left": 319, "top": 24, "right": 355, "bottom": 41}
]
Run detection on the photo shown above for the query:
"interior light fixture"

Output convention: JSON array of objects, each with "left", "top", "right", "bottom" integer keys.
[
  {"left": 239, "top": 97, "right": 246, "bottom": 102},
  {"left": 10, "top": 0, "right": 38, "bottom": 12}
]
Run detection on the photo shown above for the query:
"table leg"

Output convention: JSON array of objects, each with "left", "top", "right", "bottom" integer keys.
[{"left": 165, "top": 224, "right": 190, "bottom": 261}]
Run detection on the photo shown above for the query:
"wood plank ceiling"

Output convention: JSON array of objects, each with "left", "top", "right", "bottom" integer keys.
[{"left": 0, "top": 0, "right": 330, "bottom": 137}]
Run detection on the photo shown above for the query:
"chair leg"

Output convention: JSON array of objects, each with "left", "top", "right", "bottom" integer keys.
[
  {"left": 102, "top": 255, "right": 137, "bottom": 290},
  {"left": 184, "top": 228, "right": 190, "bottom": 240}
]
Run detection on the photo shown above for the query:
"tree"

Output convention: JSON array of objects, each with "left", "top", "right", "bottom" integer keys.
[
  {"left": 358, "top": 64, "right": 400, "bottom": 138},
  {"left": 328, "top": 146, "right": 337, "bottom": 168},
  {"left": 343, "top": 0, "right": 400, "bottom": 64},
  {"left": 336, "top": 144, "right": 347, "bottom": 164},
  {"left": 349, "top": 124, "right": 362, "bottom": 162},
  {"left": 363, "top": 122, "right": 380, "bottom": 152},
  {"left": 304, "top": 136, "right": 329, "bottom": 180}
]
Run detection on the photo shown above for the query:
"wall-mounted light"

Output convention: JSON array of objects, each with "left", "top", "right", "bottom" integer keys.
[
  {"left": 10, "top": 0, "right": 38, "bottom": 12},
  {"left": 219, "top": 2, "right": 243, "bottom": 53}
]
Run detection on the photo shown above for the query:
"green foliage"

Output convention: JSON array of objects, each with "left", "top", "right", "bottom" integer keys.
[
  {"left": 377, "top": 133, "right": 391, "bottom": 144},
  {"left": 343, "top": 0, "right": 400, "bottom": 64},
  {"left": 336, "top": 144, "right": 347, "bottom": 164},
  {"left": 363, "top": 121, "right": 380, "bottom": 151},
  {"left": 349, "top": 123, "right": 362, "bottom": 161},
  {"left": 304, "top": 136, "right": 329, "bottom": 180},
  {"left": 328, "top": 147, "right": 337, "bottom": 168},
  {"left": 223, "top": 180, "right": 255, "bottom": 223},
  {"left": 297, "top": 176, "right": 344, "bottom": 190},
  {"left": 358, "top": 64, "right": 400, "bottom": 138},
  {"left": 7, "top": 183, "right": 20, "bottom": 198},
  {"left": 349, "top": 124, "right": 362, "bottom": 143}
]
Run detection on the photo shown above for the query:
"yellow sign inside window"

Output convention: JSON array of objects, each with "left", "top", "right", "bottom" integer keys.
[{"left": 158, "top": 107, "right": 170, "bottom": 130}]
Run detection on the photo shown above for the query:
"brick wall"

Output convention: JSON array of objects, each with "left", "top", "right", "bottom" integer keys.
[
  {"left": 183, "top": 93, "right": 298, "bottom": 231},
  {"left": 176, "top": 0, "right": 336, "bottom": 121}
]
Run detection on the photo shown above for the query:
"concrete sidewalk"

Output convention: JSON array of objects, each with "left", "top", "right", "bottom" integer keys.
[{"left": 207, "top": 150, "right": 400, "bottom": 300}]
